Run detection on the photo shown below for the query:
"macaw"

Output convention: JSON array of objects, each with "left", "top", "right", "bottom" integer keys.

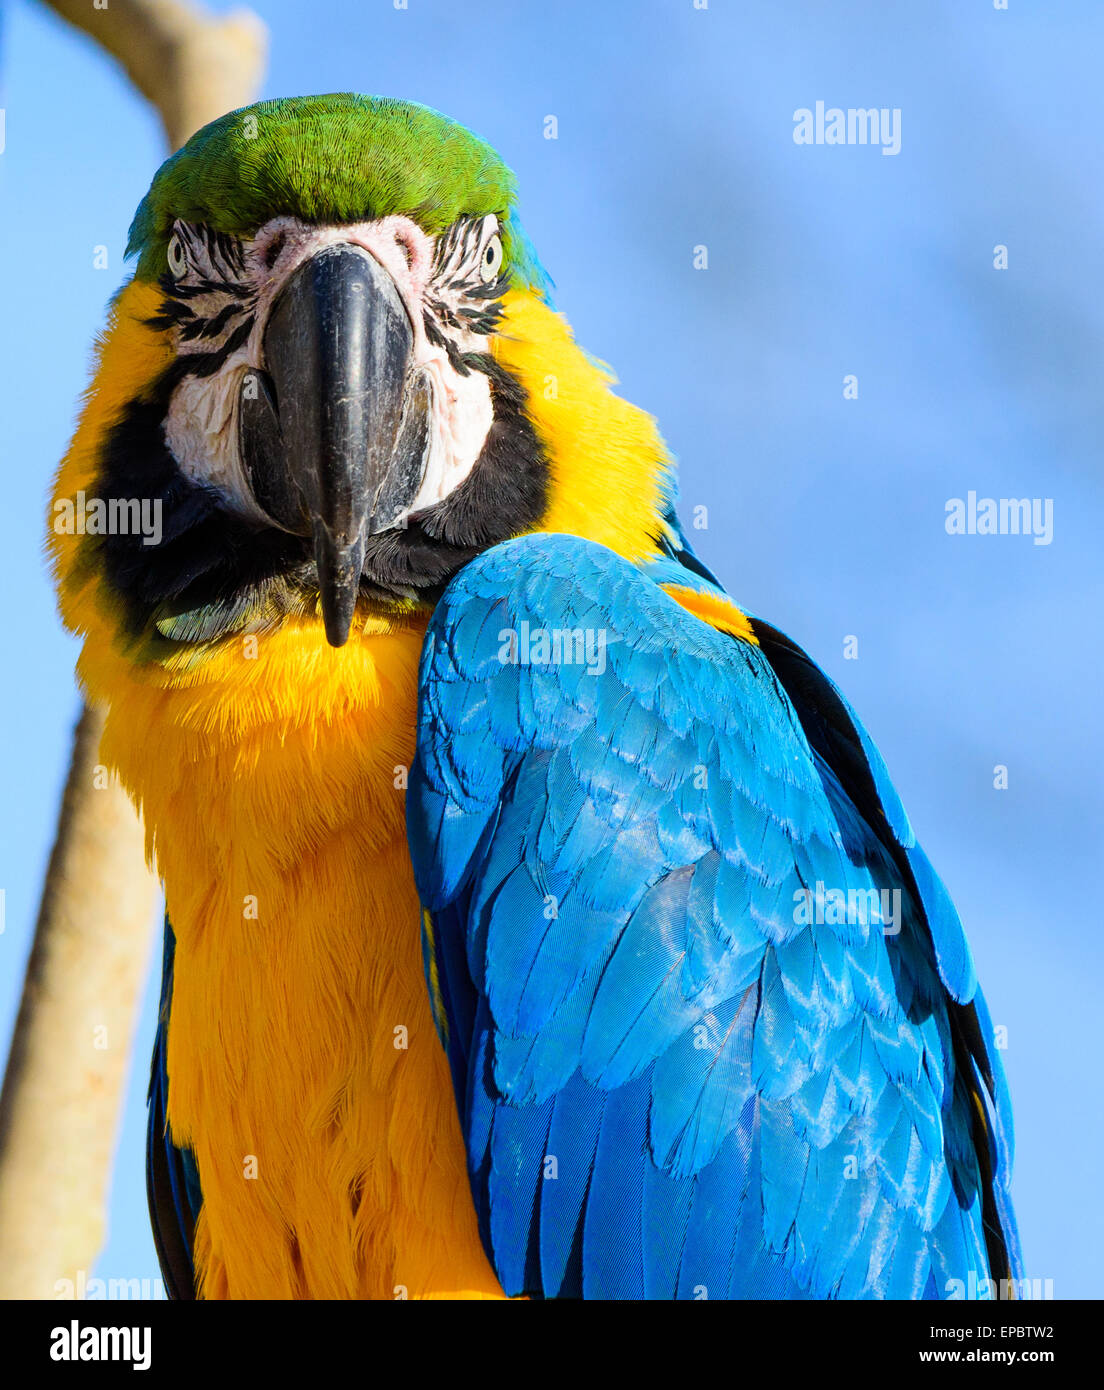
[{"left": 49, "top": 93, "right": 1021, "bottom": 1301}]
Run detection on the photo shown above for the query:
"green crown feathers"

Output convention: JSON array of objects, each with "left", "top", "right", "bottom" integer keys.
[{"left": 126, "top": 93, "right": 549, "bottom": 293}]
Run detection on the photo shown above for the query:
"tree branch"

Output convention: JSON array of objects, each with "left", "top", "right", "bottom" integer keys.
[{"left": 44, "top": 0, "right": 266, "bottom": 149}]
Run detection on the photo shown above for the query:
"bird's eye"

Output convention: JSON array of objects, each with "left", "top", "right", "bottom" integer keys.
[
  {"left": 167, "top": 233, "right": 188, "bottom": 280},
  {"left": 480, "top": 233, "right": 503, "bottom": 282}
]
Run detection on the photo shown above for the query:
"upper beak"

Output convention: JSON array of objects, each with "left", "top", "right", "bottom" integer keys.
[{"left": 239, "top": 243, "right": 431, "bottom": 646}]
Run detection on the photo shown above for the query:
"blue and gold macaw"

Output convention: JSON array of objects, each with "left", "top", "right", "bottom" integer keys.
[{"left": 49, "top": 94, "right": 1020, "bottom": 1300}]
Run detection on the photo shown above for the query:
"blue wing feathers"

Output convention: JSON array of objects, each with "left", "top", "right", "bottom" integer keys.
[
  {"left": 539, "top": 1075, "right": 604, "bottom": 1294},
  {"left": 409, "top": 532, "right": 1020, "bottom": 1298}
]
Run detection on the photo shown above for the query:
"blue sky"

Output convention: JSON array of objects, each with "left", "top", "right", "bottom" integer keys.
[{"left": 1, "top": 0, "right": 1100, "bottom": 1297}]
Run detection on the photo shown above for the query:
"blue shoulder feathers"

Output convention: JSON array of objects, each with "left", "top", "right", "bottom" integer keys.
[{"left": 407, "top": 532, "right": 1020, "bottom": 1299}]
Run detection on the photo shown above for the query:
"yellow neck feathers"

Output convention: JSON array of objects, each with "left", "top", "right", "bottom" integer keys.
[
  {"left": 493, "top": 289, "right": 672, "bottom": 562},
  {"left": 120, "top": 614, "right": 510, "bottom": 1298}
]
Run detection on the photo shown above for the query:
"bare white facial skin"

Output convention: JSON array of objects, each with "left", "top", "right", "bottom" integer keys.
[{"left": 162, "top": 213, "right": 503, "bottom": 527}]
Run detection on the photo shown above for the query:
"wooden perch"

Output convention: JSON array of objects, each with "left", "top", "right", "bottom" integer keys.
[
  {"left": 0, "top": 707, "right": 159, "bottom": 1298},
  {"left": 45, "top": 0, "right": 266, "bottom": 149}
]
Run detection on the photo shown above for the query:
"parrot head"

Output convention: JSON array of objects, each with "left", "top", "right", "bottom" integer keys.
[{"left": 51, "top": 94, "right": 678, "bottom": 659}]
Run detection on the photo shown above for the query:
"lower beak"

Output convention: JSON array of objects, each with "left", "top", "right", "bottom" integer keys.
[{"left": 239, "top": 243, "right": 431, "bottom": 646}]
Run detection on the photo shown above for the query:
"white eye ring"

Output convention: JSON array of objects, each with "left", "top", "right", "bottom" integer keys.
[
  {"left": 480, "top": 232, "right": 503, "bottom": 282},
  {"left": 167, "top": 233, "right": 188, "bottom": 280}
]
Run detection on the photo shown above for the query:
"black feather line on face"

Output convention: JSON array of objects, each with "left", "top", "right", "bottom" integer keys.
[
  {"left": 148, "top": 267, "right": 257, "bottom": 359},
  {"left": 159, "top": 317, "right": 256, "bottom": 382},
  {"left": 466, "top": 276, "right": 510, "bottom": 301},
  {"left": 144, "top": 300, "right": 197, "bottom": 332},
  {"left": 423, "top": 216, "right": 509, "bottom": 340},
  {"left": 167, "top": 277, "right": 253, "bottom": 300},
  {"left": 431, "top": 218, "right": 466, "bottom": 272},
  {"left": 423, "top": 313, "right": 448, "bottom": 350},
  {"left": 89, "top": 354, "right": 548, "bottom": 645},
  {"left": 177, "top": 300, "right": 245, "bottom": 344},
  {"left": 442, "top": 339, "right": 472, "bottom": 378}
]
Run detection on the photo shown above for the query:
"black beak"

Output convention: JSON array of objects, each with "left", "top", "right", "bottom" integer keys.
[{"left": 239, "top": 244, "right": 431, "bottom": 646}]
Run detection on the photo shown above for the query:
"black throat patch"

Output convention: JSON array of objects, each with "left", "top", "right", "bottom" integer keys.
[{"left": 87, "top": 352, "right": 549, "bottom": 650}]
